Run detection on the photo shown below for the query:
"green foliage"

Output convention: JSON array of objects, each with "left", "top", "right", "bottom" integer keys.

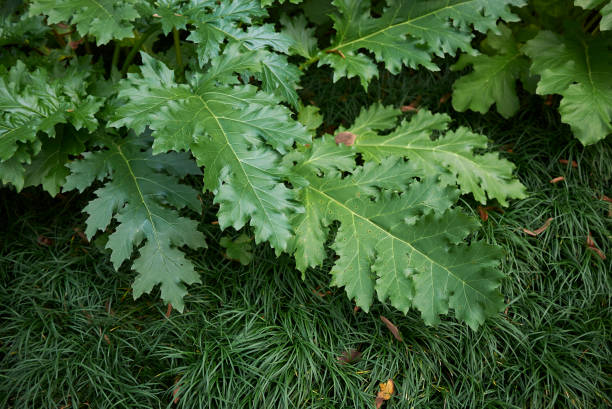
[
  {"left": 344, "top": 105, "right": 527, "bottom": 205},
  {"left": 153, "top": 0, "right": 300, "bottom": 106},
  {"left": 575, "top": 0, "right": 612, "bottom": 29},
  {"left": 452, "top": 1, "right": 612, "bottom": 145},
  {"left": 294, "top": 0, "right": 526, "bottom": 87},
  {"left": 0, "top": 13, "right": 49, "bottom": 47},
  {"left": 0, "top": 59, "right": 103, "bottom": 194},
  {"left": 113, "top": 51, "right": 310, "bottom": 252},
  {"left": 452, "top": 24, "right": 530, "bottom": 118},
  {"left": 220, "top": 233, "right": 254, "bottom": 265},
  {"left": 0, "top": 0, "right": 532, "bottom": 326}
]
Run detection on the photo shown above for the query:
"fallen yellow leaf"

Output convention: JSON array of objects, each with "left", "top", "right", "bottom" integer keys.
[{"left": 375, "top": 379, "right": 394, "bottom": 408}]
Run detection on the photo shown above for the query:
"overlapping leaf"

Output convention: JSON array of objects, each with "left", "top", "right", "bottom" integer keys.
[
  {"left": 63, "top": 133, "right": 206, "bottom": 311},
  {"left": 112, "top": 52, "right": 310, "bottom": 252},
  {"left": 575, "top": 0, "right": 612, "bottom": 30},
  {"left": 524, "top": 29, "right": 612, "bottom": 145},
  {"left": 315, "top": 0, "right": 526, "bottom": 87},
  {"left": 0, "top": 13, "right": 49, "bottom": 47},
  {"left": 153, "top": 0, "right": 299, "bottom": 105},
  {"left": 0, "top": 60, "right": 102, "bottom": 193},
  {"left": 29, "top": 0, "right": 141, "bottom": 45},
  {"left": 287, "top": 136, "right": 505, "bottom": 329},
  {"left": 340, "top": 105, "right": 526, "bottom": 205},
  {"left": 452, "top": 24, "right": 530, "bottom": 118}
]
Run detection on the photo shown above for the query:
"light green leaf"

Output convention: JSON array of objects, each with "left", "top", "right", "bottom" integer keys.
[
  {"left": 22, "top": 128, "right": 87, "bottom": 196},
  {"left": 0, "top": 60, "right": 102, "bottom": 166},
  {"left": 281, "top": 14, "right": 318, "bottom": 59},
  {"left": 319, "top": 52, "right": 378, "bottom": 89},
  {"left": 220, "top": 234, "right": 254, "bottom": 265},
  {"left": 297, "top": 104, "right": 323, "bottom": 133}
]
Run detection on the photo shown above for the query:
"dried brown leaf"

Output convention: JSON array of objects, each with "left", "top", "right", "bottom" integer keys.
[
  {"left": 337, "top": 348, "right": 362, "bottom": 365},
  {"left": 477, "top": 205, "right": 488, "bottom": 222},
  {"left": 380, "top": 316, "right": 403, "bottom": 342},
  {"left": 586, "top": 232, "right": 606, "bottom": 260},
  {"left": 37, "top": 235, "right": 53, "bottom": 246},
  {"left": 559, "top": 159, "right": 578, "bottom": 168},
  {"left": 522, "top": 218, "right": 553, "bottom": 237},
  {"left": 335, "top": 131, "right": 356, "bottom": 146}
]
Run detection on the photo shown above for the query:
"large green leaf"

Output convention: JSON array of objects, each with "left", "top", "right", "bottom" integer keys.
[
  {"left": 316, "top": 0, "right": 526, "bottom": 86},
  {"left": 63, "top": 132, "right": 206, "bottom": 311},
  {"left": 287, "top": 136, "right": 505, "bottom": 329},
  {"left": 342, "top": 105, "right": 527, "bottom": 205},
  {"left": 523, "top": 29, "right": 612, "bottom": 145},
  {"left": 112, "top": 52, "right": 310, "bottom": 252}
]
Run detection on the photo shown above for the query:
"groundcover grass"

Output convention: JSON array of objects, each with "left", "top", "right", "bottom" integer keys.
[{"left": 1, "top": 66, "right": 610, "bottom": 409}]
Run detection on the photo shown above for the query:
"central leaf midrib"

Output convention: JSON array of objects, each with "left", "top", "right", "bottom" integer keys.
[
  {"left": 113, "top": 142, "right": 178, "bottom": 271},
  {"left": 195, "top": 96, "right": 284, "bottom": 246},
  {"left": 330, "top": 0, "right": 475, "bottom": 51},
  {"left": 356, "top": 142, "right": 487, "bottom": 173}
]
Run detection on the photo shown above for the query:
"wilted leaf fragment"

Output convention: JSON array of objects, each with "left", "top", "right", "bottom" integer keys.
[
  {"left": 334, "top": 131, "right": 356, "bottom": 146},
  {"left": 337, "top": 348, "right": 362, "bottom": 365},
  {"left": 63, "top": 133, "right": 206, "bottom": 311},
  {"left": 586, "top": 232, "right": 606, "bottom": 260},
  {"left": 522, "top": 217, "right": 553, "bottom": 237},
  {"left": 220, "top": 234, "right": 254, "bottom": 265}
]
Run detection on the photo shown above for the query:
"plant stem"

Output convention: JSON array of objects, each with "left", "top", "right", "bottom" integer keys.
[
  {"left": 83, "top": 36, "right": 92, "bottom": 54},
  {"left": 172, "top": 27, "right": 184, "bottom": 81},
  {"left": 299, "top": 55, "right": 320, "bottom": 71},
  {"left": 120, "top": 26, "right": 158, "bottom": 76},
  {"left": 111, "top": 42, "right": 121, "bottom": 71}
]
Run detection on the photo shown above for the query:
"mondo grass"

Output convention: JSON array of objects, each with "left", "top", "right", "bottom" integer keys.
[{"left": 1, "top": 66, "right": 611, "bottom": 408}]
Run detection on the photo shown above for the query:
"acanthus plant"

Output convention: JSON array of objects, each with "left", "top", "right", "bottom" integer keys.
[{"left": 0, "top": 0, "right": 528, "bottom": 329}]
